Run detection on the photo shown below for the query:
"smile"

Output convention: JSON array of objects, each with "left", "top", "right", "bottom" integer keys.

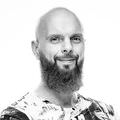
[{"left": 57, "top": 58, "right": 76, "bottom": 61}]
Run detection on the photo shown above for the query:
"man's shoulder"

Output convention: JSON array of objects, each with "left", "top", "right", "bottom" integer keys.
[
  {"left": 77, "top": 94, "right": 114, "bottom": 113},
  {"left": 0, "top": 107, "right": 29, "bottom": 120},
  {"left": 0, "top": 92, "right": 54, "bottom": 120},
  {"left": 0, "top": 92, "right": 32, "bottom": 120},
  {"left": 76, "top": 94, "right": 115, "bottom": 120}
]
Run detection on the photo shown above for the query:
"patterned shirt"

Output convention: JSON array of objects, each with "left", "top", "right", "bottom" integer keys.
[{"left": 0, "top": 92, "right": 116, "bottom": 120}]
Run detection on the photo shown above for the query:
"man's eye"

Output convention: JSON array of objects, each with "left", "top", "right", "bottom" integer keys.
[
  {"left": 50, "top": 37, "right": 61, "bottom": 44},
  {"left": 71, "top": 37, "right": 81, "bottom": 43}
]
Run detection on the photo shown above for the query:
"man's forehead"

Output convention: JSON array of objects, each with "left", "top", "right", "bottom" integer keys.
[
  {"left": 45, "top": 8, "right": 82, "bottom": 35},
  {"left": 36, "top": 8, "right": 83, "bottom": 41}
]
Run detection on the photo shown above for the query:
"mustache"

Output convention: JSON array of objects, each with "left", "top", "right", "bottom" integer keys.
[{"left": 54, "top": 54, "right": 79, "bottom": 61}]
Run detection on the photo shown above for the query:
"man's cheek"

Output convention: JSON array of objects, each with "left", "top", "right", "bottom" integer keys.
[{"left": 47, "top": 53, "right": 56, "bottom": 63}]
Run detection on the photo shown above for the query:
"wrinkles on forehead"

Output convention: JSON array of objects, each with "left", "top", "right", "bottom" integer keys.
[{"left": 36, "top": 7, "right": 83, "bottom": 43}]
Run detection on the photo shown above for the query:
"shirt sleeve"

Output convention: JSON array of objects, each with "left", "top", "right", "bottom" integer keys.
[
  {"left": 88, "top": 99, "right": 117, "bottom": 120},
  {"left": 0, "top": 107, "right": 30, "bottom": 120}
]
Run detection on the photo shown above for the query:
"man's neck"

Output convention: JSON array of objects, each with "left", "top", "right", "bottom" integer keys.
[{"left": 34, "top": 84, "right": 77, "bottom": 108}]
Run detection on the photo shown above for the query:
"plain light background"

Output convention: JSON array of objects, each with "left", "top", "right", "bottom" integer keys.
[{"left": 0, "top": 0, "right": 120, "bottom": 114}]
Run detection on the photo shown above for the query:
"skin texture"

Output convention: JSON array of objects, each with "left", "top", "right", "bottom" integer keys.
[{"left": 32, "top": 7, "right": 85, "bottom": 107}]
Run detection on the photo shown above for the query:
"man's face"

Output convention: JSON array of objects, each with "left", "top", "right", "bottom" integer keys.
[
  {"left": 39, "top": 13, "right": 84, "bottom": 71},
  {"left": 36, "top": 12, "right": 84, "bottom": 93}
]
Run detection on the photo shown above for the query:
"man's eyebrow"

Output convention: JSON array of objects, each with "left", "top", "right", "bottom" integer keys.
[
  {"left": 70, "top": 33, "right": 83, "bottom": 37},
  {"left": 46, "top": 33, "right": 84, "bottom": 40},
  {"left": 47, "top": 34, "right": 64, "bottom": 39}
]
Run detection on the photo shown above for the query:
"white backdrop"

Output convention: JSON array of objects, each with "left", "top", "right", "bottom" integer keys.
[{"left": 0, "top": 0, "right": 120, "bottom": 114}]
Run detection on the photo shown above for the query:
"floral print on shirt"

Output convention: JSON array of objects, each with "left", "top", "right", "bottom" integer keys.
[{"left": 0, "top": 92, "right": 116, "bottom": 120}]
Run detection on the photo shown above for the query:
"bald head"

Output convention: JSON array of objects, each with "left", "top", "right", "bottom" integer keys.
[
  {"left": 36, "top": 7, "right": 83, "bottom": 42},
  {"left": 32, "top": 8, "right": 84, "bottom": 93}
]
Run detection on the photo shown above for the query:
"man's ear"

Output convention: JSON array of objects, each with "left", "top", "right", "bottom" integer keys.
[{"left": 31, "top": 40, "right": 40, "bottom": 59}]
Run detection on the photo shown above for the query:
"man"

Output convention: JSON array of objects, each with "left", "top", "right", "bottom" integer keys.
[{"left": 0, "top": 7, "right": 116, "bottom": 120}]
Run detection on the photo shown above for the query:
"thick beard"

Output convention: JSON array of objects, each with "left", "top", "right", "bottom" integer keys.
[{"left": 39, "top": 52, "right": 84, "bottom": 94}]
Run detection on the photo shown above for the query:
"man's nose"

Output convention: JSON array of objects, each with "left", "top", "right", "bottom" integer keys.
[{"left": 62, "top": 37, "right": 73, "bottom": 54}]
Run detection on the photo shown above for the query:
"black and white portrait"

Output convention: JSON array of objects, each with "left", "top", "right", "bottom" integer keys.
[{"left": 0, "top": 0, "right": 120, "bottom": 120}]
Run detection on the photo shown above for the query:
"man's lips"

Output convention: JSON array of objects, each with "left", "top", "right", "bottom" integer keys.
[
  {"left": 54, "top": 55, "right": 79, "bottom": 62},
  {"left": 56, "top": 57, "right": 76, "bottom": 61}
]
